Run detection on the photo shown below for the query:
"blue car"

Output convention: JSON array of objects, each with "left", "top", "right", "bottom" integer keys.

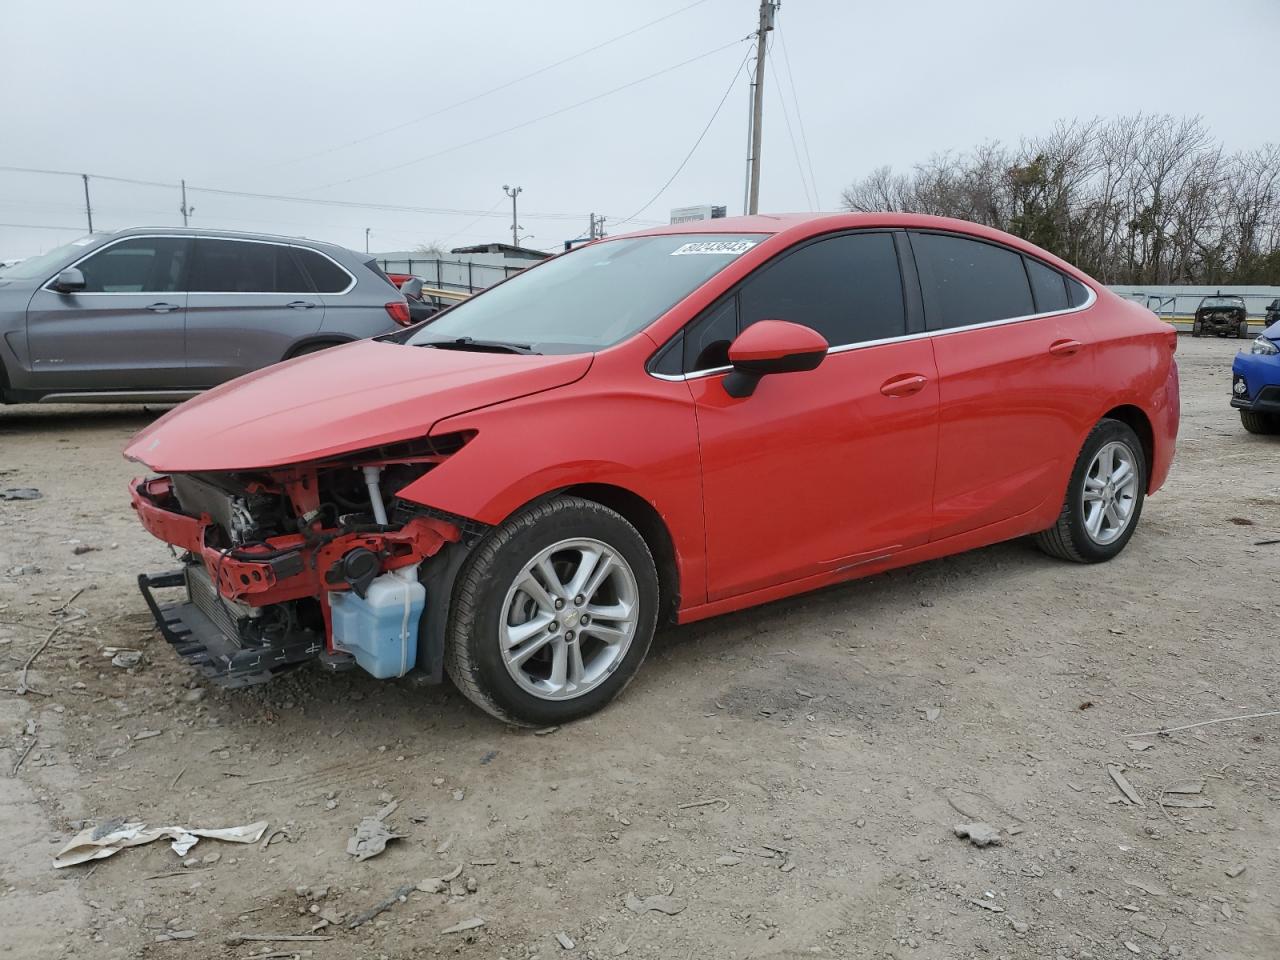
[{"left": 1232, "top": 323, "right": 1280, "bottom": 434}]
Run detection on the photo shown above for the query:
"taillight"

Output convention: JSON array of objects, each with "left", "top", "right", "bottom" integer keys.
[{"left": 385, "top": 300, "right": 412, "bottom": 327}]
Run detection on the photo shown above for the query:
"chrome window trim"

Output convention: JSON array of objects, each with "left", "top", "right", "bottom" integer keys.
[
  {"left": 648, "top": 283, "right": 1098, "bottom": 383},
  {"left": 42, "top": 234, "right": 357, "bottom": 296}
]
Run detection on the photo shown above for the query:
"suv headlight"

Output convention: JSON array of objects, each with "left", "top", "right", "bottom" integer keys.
[{"left": 1249, "top": 336, "right": 1279, "bottom": 356}]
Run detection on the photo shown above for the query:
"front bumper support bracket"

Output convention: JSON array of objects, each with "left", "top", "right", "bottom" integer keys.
[{"left": 137, "top": 570, "right": 323, "bottom": 688}]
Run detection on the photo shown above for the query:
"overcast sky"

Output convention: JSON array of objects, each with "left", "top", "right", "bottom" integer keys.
[{"left": 2, "top": 0, "right": 1277, "bottom": 259}]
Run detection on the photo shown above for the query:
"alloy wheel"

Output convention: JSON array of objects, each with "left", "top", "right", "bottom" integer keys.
[
  {"left": 1080, "top": 440, "right": 1139, "bottom": 545},
  {"left": 498, "top": 538, "right": 640, "bottom": 701}
]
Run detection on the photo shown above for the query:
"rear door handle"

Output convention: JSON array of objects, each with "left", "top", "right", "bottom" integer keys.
[
  {"left": 287, "top": 300, "right": 318, "bottom": 310},
  {"left": 880, "top": 374, "right": 929, "bottom": 398},
  {"left": 1049, "top": 338, "right": 1082, "bottom": 357},
  {"left": 146, "top": 302, "right": 181, "bottom": 313}
]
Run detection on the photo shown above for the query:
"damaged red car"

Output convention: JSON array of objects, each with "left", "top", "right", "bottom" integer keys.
[{"left": 126, "top": 213, "right": 1179, "bottom": 725}]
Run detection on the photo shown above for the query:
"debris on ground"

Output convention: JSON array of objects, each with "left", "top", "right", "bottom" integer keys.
[
  {"left": 0, "top": 488, "right": 42, "bottom": 501},
  {"left": 970, "top": 898, "right": 1005, "bottom": 913},
  {"left": 624, "top": 892, "right": 687, "bottom": 916},
  {"left": 441, "top": 917, "right": 485, "bottom": 934},
  {"left": 1125, "top": 739, "right": 1153, "bottom": 752},
  {"left": 224, "top": 933, "right": 334, "bottom": 945},
  {"left": 1226, "top": 864, "right": 1246, "bottom": 878},
  {"left": 53, "top": 819, "right": 269, "bottom": 868},
  {"left": 111, "top": 650, "right": 142, "bottom": 669},
  {"left": 347, "top": 799, "right": 406, "bottom": 862},
  {"left": 347, "top": 883, "right": 416, "bottom": 928},
  {"left": 556, "top": 931, "right": 575, "bottom": 949},
  {"left": 1107, "top": 765, "right": 1146, "bottom": 807},
  {"left": 954, "top": 822, "right": 1001, "bottom": 847}
]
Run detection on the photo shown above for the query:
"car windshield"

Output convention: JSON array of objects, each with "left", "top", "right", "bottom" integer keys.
[
  {"left": 0, "top": 235, "right": 104, "bottom": 280},
  {"left": 1201, "top": 297, "right": 1244, "bottom": 308},
  {"left": 402, "top": 234, "right": 763, "bottom": 354}
]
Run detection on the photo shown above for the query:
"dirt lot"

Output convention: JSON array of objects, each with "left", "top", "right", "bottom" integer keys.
[{"left": 1, "top": 335, "right": 1277, "bottom": 960}]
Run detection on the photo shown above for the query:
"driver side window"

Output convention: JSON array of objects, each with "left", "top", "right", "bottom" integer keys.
[{"left": 76, "top": 237, "right": 188, "bottom": 293}]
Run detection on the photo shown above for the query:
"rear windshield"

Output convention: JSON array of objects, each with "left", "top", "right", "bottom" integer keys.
[{"left": 403, "top": 234, "right": 762, "bottom": 354}]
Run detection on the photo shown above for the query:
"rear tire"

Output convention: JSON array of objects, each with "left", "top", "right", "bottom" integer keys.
[
  {"left": 445, "top": 496, "right": 659, "bottom": 726},
  {"left": 1240, "top": 409, "right": 1280, "bottom": 435},
  {"left": 1034, "top": 419, "right": 1147, "bottom": 564}
]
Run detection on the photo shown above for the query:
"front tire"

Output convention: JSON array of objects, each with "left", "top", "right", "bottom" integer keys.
[
  {"left": 1238, "top": 321, "right": 1251, "bottom": 339},
  {"left": 445, "top": 496, "right": 659, "bottom": 726},
  {"left": 1241, "top": 409, "right": 1280, "bottom": 435},
  {"left": 1034, "top": 419, "right": 1147, "bottom": 563},
  {"left": 1191, "top": 320, "right": 1202, "bottom": 337}
]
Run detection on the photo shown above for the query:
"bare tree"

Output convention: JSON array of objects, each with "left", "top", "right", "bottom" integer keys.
[{"left": 839, "top": 114, "right": 1280, "bottom": 284}]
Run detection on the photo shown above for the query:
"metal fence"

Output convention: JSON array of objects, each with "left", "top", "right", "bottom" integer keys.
[
  {"left": 376, "top": 257, "right": 524, "bottom": 294},
  {"left": 1109, "top": 285, "right": 1280, "bottom": 323}
]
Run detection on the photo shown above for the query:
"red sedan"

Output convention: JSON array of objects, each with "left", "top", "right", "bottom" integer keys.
[{"left": 125, "top": 213, "right": 1179, "bottom": 725}]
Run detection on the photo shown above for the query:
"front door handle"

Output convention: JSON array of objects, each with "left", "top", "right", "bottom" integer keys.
[
  {"left": 880, "top": 374, "right": 928, "bottom": 398},
  {"left": 146, "top": 302, "right": 181, "bottom": 313},
  {"left": 287, "top": 300, "right": 318, "bottom": 310},
  {"left": 1049, "top": 338, "right": 1082, "bottom": 357}
]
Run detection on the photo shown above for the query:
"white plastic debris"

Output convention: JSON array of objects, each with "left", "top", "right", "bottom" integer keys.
[{"left": 53, "top": 819, "right": 268, "bottom": 868}]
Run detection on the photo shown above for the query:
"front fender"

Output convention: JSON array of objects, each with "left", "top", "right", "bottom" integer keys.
[{"left": 394, "top": 378, "right": 708, "bottom": 606}]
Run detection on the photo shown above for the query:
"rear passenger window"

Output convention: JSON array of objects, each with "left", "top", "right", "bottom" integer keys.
[
  {"left": 1024, "top": 256, "right": 1069, "bottom": 313},
  {"left": 189, "top": 240, "right": 312, "bottom": 293},
  {"left": 910, "top": 232, "right": 1034, "bottom": 330},
  {"left": 296, "top": 248, "right": 353, "bottom": 293},
  {"left": 737, "top": 232, "right": 905, "bottom": 348}
]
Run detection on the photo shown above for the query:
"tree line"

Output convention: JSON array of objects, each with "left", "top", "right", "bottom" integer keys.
[{"left": 840, "top": 115, "right": 1280, "bottom": 286}]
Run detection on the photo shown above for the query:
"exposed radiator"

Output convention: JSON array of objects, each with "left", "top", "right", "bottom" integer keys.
[{"left": 185, "top": 563, "right": 256, "bottom": 645}]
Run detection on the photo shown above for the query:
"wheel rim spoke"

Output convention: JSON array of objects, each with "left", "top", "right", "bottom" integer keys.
[
  {"left": 504, "top": 611, "right": 554, "bottom": 649},
  {"left": 509, "top": 629, "right": 555, "bottom": 668}
]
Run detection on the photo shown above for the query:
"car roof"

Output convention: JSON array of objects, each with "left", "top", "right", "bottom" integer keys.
[
  {"left": 617, "top": 211, "right": 1091, "bottom": 280},
  {"left": 110, "top": 225, "right": 353, "bottom": 255}
]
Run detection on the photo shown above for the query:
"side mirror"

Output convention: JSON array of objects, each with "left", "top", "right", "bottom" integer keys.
[
  {"left": 401, "top": 277, "right": 424, "bottom": 301},
  {"left": 723, "top": 320, "right": 828, "bottom": 398},
  {"left": 52, "top": 267, "right": 86, "bottom": 294}
]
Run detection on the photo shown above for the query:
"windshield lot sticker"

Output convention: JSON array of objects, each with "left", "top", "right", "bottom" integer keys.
[{"left": 670, "top": 240, "right": 757, "bottom": 256}]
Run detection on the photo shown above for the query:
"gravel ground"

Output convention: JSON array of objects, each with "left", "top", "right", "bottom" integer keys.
[{"left": 1, "top": 334, "right": 1276, "bottom": 960}]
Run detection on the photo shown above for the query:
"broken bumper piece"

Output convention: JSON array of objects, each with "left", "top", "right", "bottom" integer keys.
[{"left": 138, "top": 570, "right": 323, "bottom": 688}]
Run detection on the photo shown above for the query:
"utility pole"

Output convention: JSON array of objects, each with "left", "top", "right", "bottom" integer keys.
[
  {"left": 81, "top": 174, "right": 93, "bottom": 233},
  {"left": 179, "top": 179, "right": 194, "bottom": 226},
  {"left": 503, "top": 184, "right": 522, "bottom": 248},
  {"left": 587, "top": 212, "right": 607, "bottom": 241},
  {"left": 746, "top": 0, "right": 778, "bottom": 215},
  {"left": 364, "top": 227, "right": 371, "bottom": 253}
]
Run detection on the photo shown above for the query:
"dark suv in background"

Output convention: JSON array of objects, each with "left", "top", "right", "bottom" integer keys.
[{"left": 0, "top": 227, "right": 410, "bottom": 404}]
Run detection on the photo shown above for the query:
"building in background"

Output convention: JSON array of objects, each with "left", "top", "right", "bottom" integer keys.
[
  {"left": 375, "top": 242, "right": 551, "bottom": 294},
  {"left": 670, "top": 204, "right": 727, "bottom": 224}
]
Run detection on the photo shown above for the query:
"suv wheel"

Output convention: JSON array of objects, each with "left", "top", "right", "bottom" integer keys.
[
  {"left": 1241, "top": 409, "right": 1280, "bottom": 435},
  {"left": 1191, "top": 320, "right": 1202, "bottom": 337},
  {"left": 1238, "top": 321, "right": 1251, "bottom": 339},
  {"left": 1034, "top": 419, "right": 1147, "bottom": 563},
  {"left": 445, "top": 496, "right": 659, "bottom": 726}
]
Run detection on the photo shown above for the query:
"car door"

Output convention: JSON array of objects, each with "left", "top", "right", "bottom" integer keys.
[
  {"left": 184, "top": 238, "right": 325, "bottom": 386},
  {"left": 684, "top": 231, "right": 940, "bottom": 602},
  {"left": 909, "top": 231, "right": 1096, "bottom": 540},
  {"left": 25, "top": 235, "right": 189, "bottom": 390}
]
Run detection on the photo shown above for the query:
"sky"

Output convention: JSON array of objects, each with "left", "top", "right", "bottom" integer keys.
[{"left": 1, "top": 0, "right": 1277, "bottom": 260}]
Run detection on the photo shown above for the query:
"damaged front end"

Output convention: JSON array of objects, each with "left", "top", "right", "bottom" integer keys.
[{"left": 131, "top": 435, "right": 477, "bottom": 688}]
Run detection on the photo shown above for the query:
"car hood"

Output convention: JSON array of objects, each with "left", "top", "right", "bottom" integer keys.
[{"left": 125, "top": 339, "right": 593, "bottom": 472}]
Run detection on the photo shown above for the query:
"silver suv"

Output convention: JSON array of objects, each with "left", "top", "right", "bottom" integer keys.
[{"left": 0, "top": 227, "right": 409, "bottom": 404}]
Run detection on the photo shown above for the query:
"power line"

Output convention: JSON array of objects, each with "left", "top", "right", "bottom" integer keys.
[
  {"left": 306, "top": 37, "right": 751, "bottom": 192},
  {"left": 613, "top": 45, "right": 754, "bottom": 228},
  {"left": 0, "top": 221, "right": 86, "bottom": 232},
  {"left": 769, "top": 42, "right": 814, "bottom": 210},
  {"left": 254, "top": 0, "right": 716, "bottom": 175},
  {"left": 0, "top": 166, "right": 663, "bottom": 226},
  {"left": 777, "top": 22, "right": 820, "bottom": 208}
]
